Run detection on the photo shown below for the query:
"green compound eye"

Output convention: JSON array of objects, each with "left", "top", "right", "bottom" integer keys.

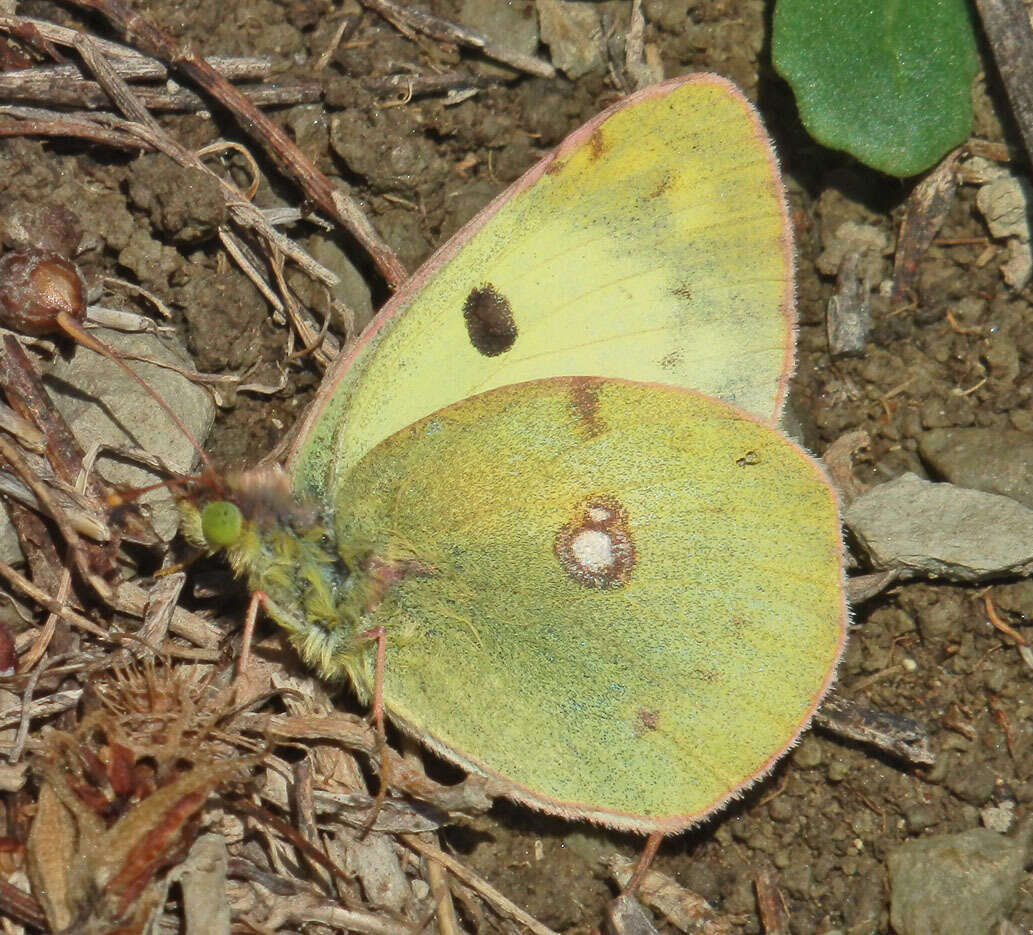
[{"left": 201, "top": 501, "right": 243, "bottom": 549}]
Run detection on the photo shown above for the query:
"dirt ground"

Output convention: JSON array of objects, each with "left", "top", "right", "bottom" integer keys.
[{"left": 2, "top": 0, "right": 1032, "bottom": 933}]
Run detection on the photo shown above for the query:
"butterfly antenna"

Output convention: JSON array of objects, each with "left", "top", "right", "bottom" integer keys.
[{"left": 107, "top": 472, "right": 210, "bottom": 508}]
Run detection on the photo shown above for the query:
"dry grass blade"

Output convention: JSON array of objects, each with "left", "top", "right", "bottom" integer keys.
[
  {"left": 0, "top": 400, "right": 45, "bottom": 450},
  {"left": 363, "top": 71, "right": 494, "bottom": 99},
  {"left": 0, "top": 557, "right": 107, "bottom": 639},
  {"left": 0, "top": 334, "right": 155, "bottom": 546},
  {"left": 604, "top": 855, "right": 736, "bottom": 935},
  {"left": 0, "top": 435, "right": 111, "bottom": 600},
  {"left": 891, "top": 150, "right": 962, "bottom": 308},
  {"left": 258, "top": 890, "right": 418, "bottom": 935},
  {"left": 0, "top": 470, "right": 107, "bottom": 541},
  {"left": 113, "top": 579, "right": 222, "bottom": 648},
  {"left": 0, "top": 876, "right": 48, "bottom": 930},
  {"left": 0, "top": 105, "right": 148, "bottom": 148},
  {"left": 23, "top": 680, "right": 260, "bottom": 931},
  {"left": 0, "top": 15, "right": 273, "bottom": 76},
  {"left": 0, "top": 26, "right": 345, "bottom": 367},
  {"left": 814, "top": 695, "right": 936, "bottom": 766},
  {"left": 754, "top": 867, "right": 790, "bottom": 935}
]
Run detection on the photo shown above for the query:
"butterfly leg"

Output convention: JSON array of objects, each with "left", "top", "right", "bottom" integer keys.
[
  {"left": 360, "top": 624, "right": 387, "bottom": 738},
  {"left": 233, "top": 589, "right": 266, "bottom": 690},
  {"left": 619, "top": 830, "right": 663, "bottom": 895},
  {"left": 358, "top": 623, "right": 391, "bottom": 836}
]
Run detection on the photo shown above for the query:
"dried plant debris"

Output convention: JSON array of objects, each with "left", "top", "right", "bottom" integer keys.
[
  {"left": 604, "top": 855, "right": 737, "bottom": 934},
  {"left": 26, "top": 665, "right": 253, "bottom": 932}
]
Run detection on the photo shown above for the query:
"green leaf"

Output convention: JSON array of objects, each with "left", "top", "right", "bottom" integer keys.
[{"left": 773, "top": 0, "right": 979, "bottom": 177}]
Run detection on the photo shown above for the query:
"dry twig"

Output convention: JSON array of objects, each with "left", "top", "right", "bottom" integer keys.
[
  {"left": 0, "top": 64, "right": 322, "bottom": 112},
  {"left": 972, "top": 0, "right": 1033, "bottom": 167}
]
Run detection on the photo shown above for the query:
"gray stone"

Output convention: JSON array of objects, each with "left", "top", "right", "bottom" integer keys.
[
  {"left": 844, "top": 473, "right": 1033, "bottom": 581},
  {"left": 0, "top": 499, "right": 19, "bottom": 565},
  {"left": 127, "top": 154, "right": 225, "bottom": 244},
  {"left": 942, "top": 754, "right": 997, "bottom": 806},
  {"left": 536, "top": 0, "right": 605, "bottom": 78},
  {"left": 372, "top": 207, "right": 431, "bottom": 273},
  {"left": 792, "top": 735, "right": 823, "bottom": 769},
  {"left": 1002, "top": 238, "right": 1033, "bottom": 290},
  {"left": 888, "top": 829, "right": 1027, "bottom": 935},
  {"left": 460, "top": 0, "right": 539, "bottom": 77},
  {"left": 307, "top": 234, "right": 374, "bottom": 335},
  {"left": 975, "top": 174, "right": 1032, "bottom": 242},
  {"left": 642, "top": 0, "right": 690, "bottom": 32},
  {"left": 44, "top": 327, "right": 215, "bottom": 541},
  {"left": 904, "top": 803, "right": 938, "bottom": 833},
  {"left": 844, "top": 873, "right": 884, "bottom": 935},
  {"left": 284, "top": 105, "right": 329, "bottom": 165},
  {"left": 343, "top": 830, "right": 410, "bottom": 913},
  {"left": 176, "top": 834, "right": 230, "bottom": 935},
  {"left": 981, "top": 802, "right": 1016, "bottom": 834},
  {"left": 826, "top": 757, "right": 849, "bottom": 782},
  {"left": 919, "top": 427, "right": 1033, "bottom": 509},
  {"left": 815, "top": 221, "right": 890, "bottom": 282},
  {"left": 985, "top": 328, "right": 1022, "bottom": 383},
  {"left": 607, "top": 893, "right": 658, "bottom": 935},
  {"left": 975, "top": 173, "right": 1033, "bottom": 289}
]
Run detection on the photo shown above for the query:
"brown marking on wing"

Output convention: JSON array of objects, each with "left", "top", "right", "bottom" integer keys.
[
  {"left": 568, "top": 377, "right": 605, "bottom": 438},
  {"left": 634, "top": 708, "right": 660, "bottom": 736},
  {"left": 587, "top": 127, "right": 608, "bottom": 163},
  {"left": 659, "top": 350, "right": 683, "bottom": 371},
  {"left": 650, "top": 173, "right": 674, "bottom": 198}
]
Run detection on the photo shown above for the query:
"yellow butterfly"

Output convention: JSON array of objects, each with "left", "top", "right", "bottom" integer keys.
[{"left": 186, "top": 74, "right": 846, "bottom": 833}]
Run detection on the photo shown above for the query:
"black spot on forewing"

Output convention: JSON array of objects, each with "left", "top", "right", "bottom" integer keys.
[{"left": 463, "top": 284, "right": 517, "bottom": 357}]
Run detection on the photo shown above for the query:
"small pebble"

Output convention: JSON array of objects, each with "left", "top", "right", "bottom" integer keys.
[{"left": 888, "top": 829, "right": 1026, "bottom": 935}]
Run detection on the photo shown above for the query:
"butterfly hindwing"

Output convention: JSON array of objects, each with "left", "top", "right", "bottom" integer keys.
[{"left": 333, "top": 378, "right": 845, "bottom": 831}]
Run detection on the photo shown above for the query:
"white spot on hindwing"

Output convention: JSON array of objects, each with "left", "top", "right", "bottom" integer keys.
[
  {"left": 554, "top": 494, "right": 635, "bottom": 589},
  {"left": 570, "top": 528, "right": 614, "bottom": 572}
]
